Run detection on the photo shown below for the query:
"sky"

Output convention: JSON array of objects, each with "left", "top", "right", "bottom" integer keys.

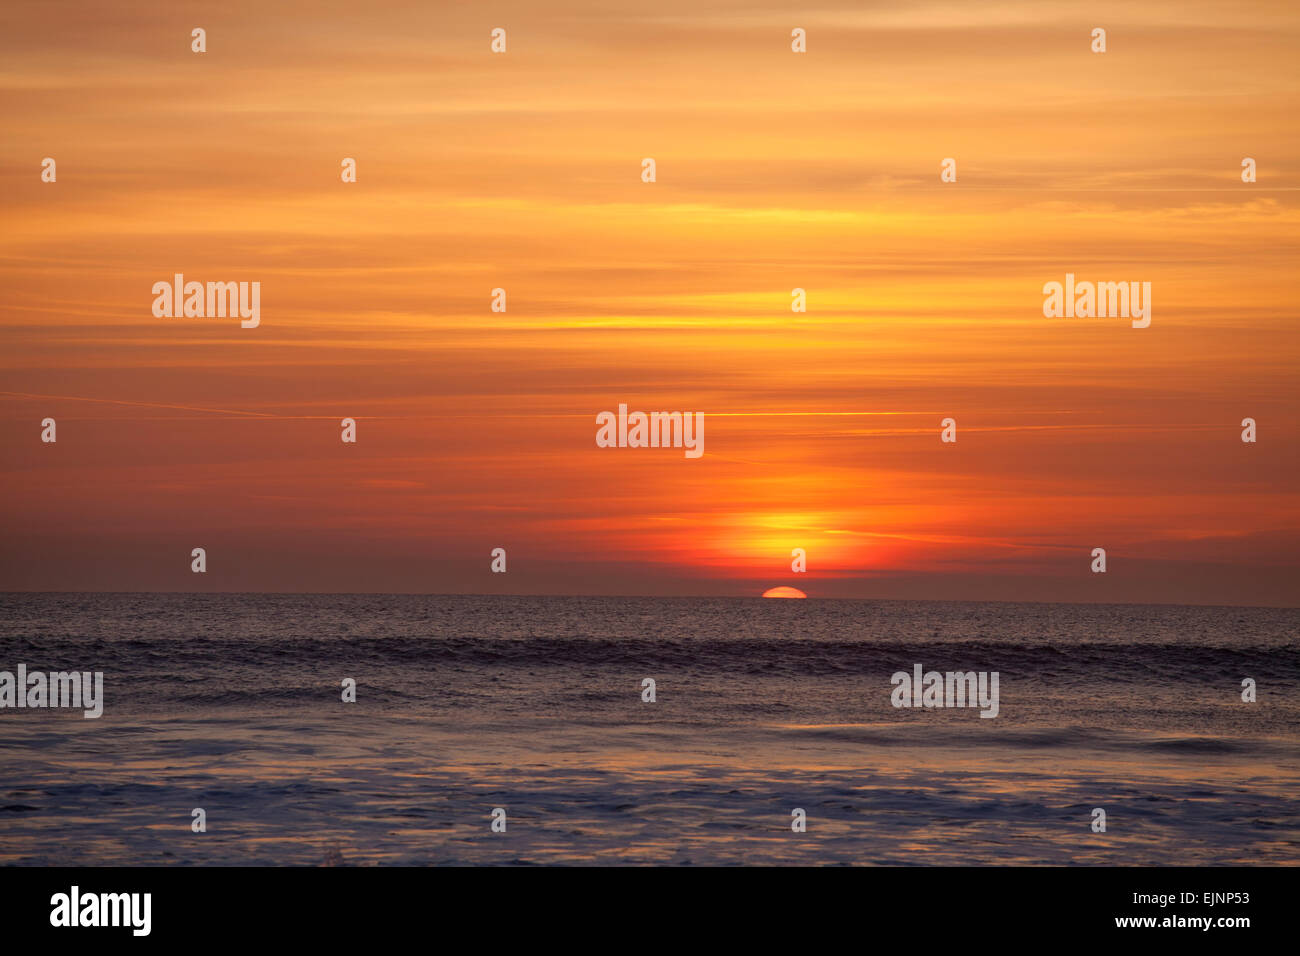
[{"left": 1, "top": 1, "right": 1297, "bottom": 603}]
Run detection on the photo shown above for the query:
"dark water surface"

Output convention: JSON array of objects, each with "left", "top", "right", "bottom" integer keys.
[{"left": 1, "top": 594, "right": 1297, "bottom": 865}]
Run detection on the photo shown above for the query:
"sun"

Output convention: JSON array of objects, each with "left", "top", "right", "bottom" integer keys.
[{"left": 761, "top": 586, "right": 807, "bottom": 598}]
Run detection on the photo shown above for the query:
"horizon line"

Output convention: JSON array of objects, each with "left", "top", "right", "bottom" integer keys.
[{"left": 1, "top": 590, "right": 1295, "bottom": 611}]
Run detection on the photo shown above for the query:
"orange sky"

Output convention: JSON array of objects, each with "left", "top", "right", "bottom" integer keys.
[{"left": 1, "top": 0, "right": 1297, "bottom": 603}]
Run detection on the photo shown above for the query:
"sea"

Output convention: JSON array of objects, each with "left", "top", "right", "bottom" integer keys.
[{"left": 1, "top": 593, "right": 1297, "bottom": 865}]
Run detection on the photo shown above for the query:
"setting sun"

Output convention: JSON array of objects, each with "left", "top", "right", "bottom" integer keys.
[{"left": 761, "top": 586, "right": 807, "bottom": 599}]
